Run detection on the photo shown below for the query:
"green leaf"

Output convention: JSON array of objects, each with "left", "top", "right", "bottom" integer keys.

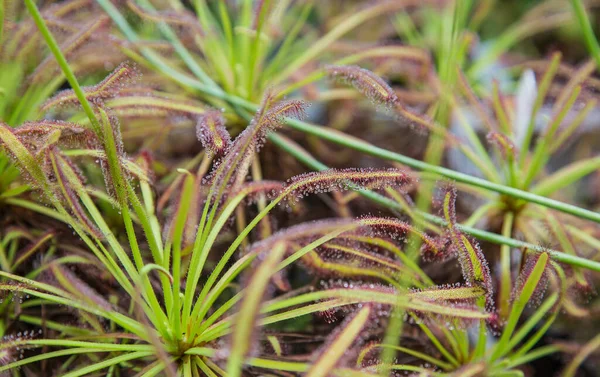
[
  {"left": 306, "top": 306, "right": 372, "bottom": 377},
  {"left": 491, "top": 252, "right": 549, "bottom": 361},
  {"left": 227, "top": 242, "right": 287, "bottom": 377},
  {"left": 0, "top": 123, "right": 49, "bottom": 191}
]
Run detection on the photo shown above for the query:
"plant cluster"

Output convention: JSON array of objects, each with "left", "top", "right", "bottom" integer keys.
[{"left": 0, "top": 1, "right": 599, "bottom": 377}]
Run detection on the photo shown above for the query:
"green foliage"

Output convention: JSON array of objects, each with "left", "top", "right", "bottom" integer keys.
[{"left": 0, "top": 0, "right": 598, "bottom": 376}]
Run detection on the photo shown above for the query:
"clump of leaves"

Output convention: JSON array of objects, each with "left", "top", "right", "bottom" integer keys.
[
  {"left": 357, "top": 189, "right": 569, "bottom": 376},
  {"left": 1, "top": 1, "right": 599, "bottom": 376},
  {"left": 440, "top": 55, "right": 600, "bottom": 320},
  {"left": 0, "top": 54, "right": 492, "bottom": 375}
]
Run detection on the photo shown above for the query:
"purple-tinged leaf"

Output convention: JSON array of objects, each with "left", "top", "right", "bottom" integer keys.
[
  {"left": 487, "top": 131, "right": 517, "bottom": 159},
  {"left": 512, "top": 252, "right": 550, "bottom": 307},
  {"left": 13, "top": 120, "right": 97, "bottom": 154},
  {"left": 326, "top": 65, "right": 398, "bottom": 107},
  {"left": 282, "top": 168, "right": 409, "bottom": 204},
  {"left": 41, "top": 62, "right": 138, "bottom": 110},
  {"left": 491, "top": 252, "right": 550, "bottom": 359},
  {"left": 441, "top": 188, "right": 493, "bottom": 301},
  {"left": 48, "top": 149, "right": 101, "bottom": 237},
  {"left": 195, "top": 110, "right": 231, "bottom": 156},
  {"left": 0, "top": 122, "right": 49, "bottom": 191},
  {"left": 356, "top": 217, "right": 444, "bottom": 256},
  {"left": 50, "top": 264, "right": 112, "bottom": 311},
  {"left": 0, "top": 327, "right": 40, "bottom": 367},
  {"left": 262, "top": 100, "right": 307, "bottom": 128},
  {"left": 420, "top": 235, "right": 453, "bottom": 262},
  {"left": 234, "top": 180, "right": 284, "bottom": 205},
  {"left": 247, "top": 219, "right": 357, "bottom": 256},
  {"left": 206, "top": 95, "right": 307, "bottom": 203}
]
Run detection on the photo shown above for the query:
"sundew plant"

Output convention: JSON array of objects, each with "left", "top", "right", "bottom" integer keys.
[{"left": 0, "top": 0, "right": 599, "bottom": 376}]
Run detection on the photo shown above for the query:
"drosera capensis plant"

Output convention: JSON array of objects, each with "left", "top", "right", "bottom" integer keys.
[
  {"left": 57, "top": 0, "right": 600, "bottom": 272},
  {"left": 0, "top": 9, "right": 494, "bottom": 373},
  {"left": 299, "top": 58, "right": 600, "bottom": 273},
  {"left": 384, "top": 187, "right": 570, "bottom": 376},
  {"left": 347, "top": 190, "right": 568, "bottom": 376},
  {"left": 0, "top": 62, "right": 493, "bottom": 376},
  {"left": 0, "top": 0, "right": 599, "bottom": 376},
  {"left": 457, "top": 55, "right": 600, "bottom": 319}
]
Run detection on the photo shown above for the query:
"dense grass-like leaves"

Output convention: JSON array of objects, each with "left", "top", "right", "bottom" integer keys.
[{"left": 1, "top": 1, "right": 598, "bottom": 376}]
